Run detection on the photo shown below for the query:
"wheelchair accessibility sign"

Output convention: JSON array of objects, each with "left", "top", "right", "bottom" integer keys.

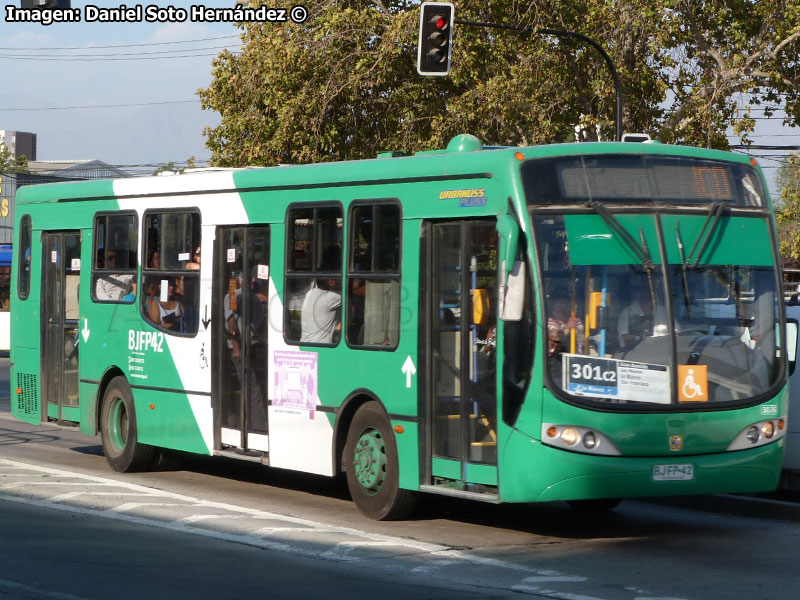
[{"left": 678, "top": 365, "right": 708, "bottom": 402}]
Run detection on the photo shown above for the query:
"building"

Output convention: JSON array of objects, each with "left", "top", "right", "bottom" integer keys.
[{"left": 0, "top": 130, "right": 37, "bottom": 161}]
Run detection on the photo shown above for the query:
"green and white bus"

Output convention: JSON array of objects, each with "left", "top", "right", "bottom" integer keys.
[{"left": 10, "top": 135, "right": 788, "bottom": 519}]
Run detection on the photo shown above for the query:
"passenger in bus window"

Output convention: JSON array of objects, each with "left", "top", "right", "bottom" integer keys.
[
  {"left": 547, "top": 291, "right": 584, "bottom": 356},
  {"left": 224, "top": 275, "right": 242, "bottom": 359},
  {"left": 149, "top": 279, "right": 183, "bottom": 329},
  {"left": 300, "top": 246, "right": 342, "bottom": 344},
  {"left": 186, "top": 246, "right": 201, "bottom": 271},
  {"left": 95, "top": 249, "right": 134, "bottom": 301}
]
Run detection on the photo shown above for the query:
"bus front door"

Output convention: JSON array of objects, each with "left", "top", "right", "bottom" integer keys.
[
  {"left": 213, "top": 226, "right": 271, "bottom": 453},
  {"left": 426, "top": 220, "right": 499, "bottom": 491},
  {"left": 40, "top": 231, "right": 81, "bottom": 423}
]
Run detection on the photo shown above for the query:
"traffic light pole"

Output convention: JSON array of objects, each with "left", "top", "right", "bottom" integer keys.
[{"left": 454, "top": 18, "right": 623, "bottom": 142}]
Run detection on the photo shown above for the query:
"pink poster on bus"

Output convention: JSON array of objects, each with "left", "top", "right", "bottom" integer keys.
[{"left": 273, "top": 350, "right": 318, "bottom": 409}]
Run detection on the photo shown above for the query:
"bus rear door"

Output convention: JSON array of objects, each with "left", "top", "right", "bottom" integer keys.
[
  {"left": 40, "top": 230, "right": 81, "bottom": 423},
  {"left": 213, "top": 226, "right": 270, "bottom": 453}
]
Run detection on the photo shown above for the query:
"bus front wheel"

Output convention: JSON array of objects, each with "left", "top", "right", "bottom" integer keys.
[
  {"left": 343, "top": 402, "right": 415, "bottom": 520},
  {"left": 100, "top": 376, "right": 154, "bottom": 473}
]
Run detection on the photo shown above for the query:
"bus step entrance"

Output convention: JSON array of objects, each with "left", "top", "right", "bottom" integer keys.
[{"left": 215, "top": 448, "right": 270, "bottom": 465}]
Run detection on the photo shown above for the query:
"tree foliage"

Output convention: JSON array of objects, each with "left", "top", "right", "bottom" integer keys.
[
  {"left": 0, "top": 145, "right": 28, "bottom": 173},
  {"left": 777, "top": 153, "right": 800, "bottom": 267},
  {"left": 199, "top": 0, "right": 800, "bottom": 167}
]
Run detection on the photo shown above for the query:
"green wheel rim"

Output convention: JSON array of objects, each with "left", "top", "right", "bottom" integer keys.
[
  {"left": 353, "top": 427, "right": 386, "bottom": 496},
  {"left": 107, "top": 396, "right": 128, "bottom": 454}
]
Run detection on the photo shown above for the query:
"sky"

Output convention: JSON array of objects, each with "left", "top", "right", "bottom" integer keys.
[
  {"left": 1, "top": 1, "right": 797, "bottom": 193},
  {"left": 1, "top": 1, "right": 240, "bottom": 173}
]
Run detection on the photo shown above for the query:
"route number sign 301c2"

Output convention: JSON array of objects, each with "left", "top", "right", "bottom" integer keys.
[{"left": 562, "top": 354, "right": 670, "bottom": 404}]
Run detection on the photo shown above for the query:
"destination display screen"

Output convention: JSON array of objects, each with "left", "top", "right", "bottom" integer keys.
[{"left": 522, "top": 155, "right": 765, "bottom": 207}]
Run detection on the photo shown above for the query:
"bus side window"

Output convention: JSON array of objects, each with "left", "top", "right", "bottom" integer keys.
[
  {"left": 142, "top": 211, "right": 201, "bottom": 335},
  {"left": 346, "top": 202, "right": 401, "bottom": 349},
  {"left": 18, "top": 214, "right": 32, "bottom": 300},
  {"left": 284, "top": 205, "right": 343, "bottom": 345},
  {"left": 92, "top": 212, "right": 138, "bottom": 303}
]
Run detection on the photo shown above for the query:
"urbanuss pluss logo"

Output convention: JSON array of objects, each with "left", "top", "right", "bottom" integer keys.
[{"left": 669, "top": 434, "right": 684, "bottom": 451}]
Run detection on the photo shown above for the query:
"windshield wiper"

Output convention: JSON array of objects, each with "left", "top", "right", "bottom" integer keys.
[
  {"left": 685, "top": 201, "right": 725, "bottom": 268},
  {"left": 586, "top": 200, "right": 659, "bottom": 317},
  {"left": 585, "top": 200, "right": 655, "bottom": 271},
  {"left": 675, "top": 223, "right": 693, "bottom": 319}
]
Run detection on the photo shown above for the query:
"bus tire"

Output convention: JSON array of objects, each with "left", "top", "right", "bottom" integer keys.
[
  {"left": 100, "top": 376, "right": 155, "bottom": 473},
  {"left": 567, "top": 498, "right": 622, "bottom": 512},
  {"left": 343, "top": 401, "right": 416, "bottom": 520}
]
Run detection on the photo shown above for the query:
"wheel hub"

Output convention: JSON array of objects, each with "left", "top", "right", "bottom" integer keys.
[
  {"left": 108, "top": 396, "right": 129, "bottom": 453},
  {"left": 354, "top": 428, "right": 385, "bottom": 495}
]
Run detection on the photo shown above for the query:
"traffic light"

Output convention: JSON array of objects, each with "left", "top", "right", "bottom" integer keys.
[{"left": 417, "top": 2, "right": 454, "bottom": 76}]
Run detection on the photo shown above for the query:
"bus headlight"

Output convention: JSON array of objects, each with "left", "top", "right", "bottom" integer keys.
[
  {"left": 728, "top": 418, "right": 786, "bottom": 451},
  {"left": 746, "top": 426, "right": 760, "bottom": 444},
  {"left": 541, "top": 424, "right": 620, "bottom": 456},
  {"left": 560, "top": 427, "right": 580, "bottom": 446}
]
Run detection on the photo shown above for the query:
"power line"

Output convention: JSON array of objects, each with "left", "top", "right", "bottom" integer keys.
[
  {"left": 730, "top": 144, "right": 800, "bottom": 150},
  {"left": 0, "top": 51, "right": 238, "bottom": 62},
  {"left": 0, "top": 100, "right": 198, "bottom": 111},
  {"left": 0, "top": 44, "right": 237, "bottom": 59},
  {"left": 0, "top": 35, "right": 239, "bottom": 51}
]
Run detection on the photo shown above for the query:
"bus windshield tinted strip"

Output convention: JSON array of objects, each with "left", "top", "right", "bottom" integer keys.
[{"left": 521, "top": 155, "right": 766, "bottom": 207}]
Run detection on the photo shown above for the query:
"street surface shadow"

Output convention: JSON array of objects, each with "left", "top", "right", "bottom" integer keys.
[
  {"left": 129, "top": 451, "right": 708, "bottom": 538},
  {"left": 146, "top": 451, "right": 352, "bottom": 500},
  {"left": 70, "top": 444, "right": 103, "bottom": 456},
  {"left": 0, "top": 426, "right": 60, "bottom": 446}
]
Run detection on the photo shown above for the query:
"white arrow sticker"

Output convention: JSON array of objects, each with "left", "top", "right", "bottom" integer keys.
[
  {"left": 401, "top": 355, "right": 417, "bottom": 388},
  {"left": 81, "top": 318, "right": 90, "bottom": 343}
]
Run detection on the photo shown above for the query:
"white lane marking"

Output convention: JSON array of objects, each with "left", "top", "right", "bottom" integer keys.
[
  {"left": 1, "top": 481, "right": 110, "bottom": 490},
  {"left": 0, "top": 459, "right": 686, "bottom": 600},
  {"left": 0, "top": 577, "right": 90, "bottom": 600},
  {"left": 511, "top": 592, "right": 607, "bottom": 600},
  {"left": 519, "top": 575, "right": 588, "bottom": 583},
  {"left": 0, "top": 458, "right": 446, "bottom": 553},
  {"left": 102, "top": 502, "right": 194, "bottom": 515},
  {"left": 176, "top": 514, "right": 247, "bottom": 525},
  {"left": 49, "top": 492, "right": 86, "bottom": 502},
  {"left": 320, "top": 541, "right": 400, "bottom": 561}
]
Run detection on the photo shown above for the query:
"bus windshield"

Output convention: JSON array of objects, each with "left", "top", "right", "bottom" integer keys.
[{"left": 529, "top": 194, "right": 780, "bottom": 410}]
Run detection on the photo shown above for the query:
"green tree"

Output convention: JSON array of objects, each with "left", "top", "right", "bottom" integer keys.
[
  {"left": 0, "top": 145, "right": 29, "bottom": 173},
  {"left": 151, "top": 157, "right": 197, "bottom": 176},
  {"left": 777, "top": 152, "right": 800, "bottom": 266},
  {"left": 199, "top": 0, "right": 800, "bottom": 167}
]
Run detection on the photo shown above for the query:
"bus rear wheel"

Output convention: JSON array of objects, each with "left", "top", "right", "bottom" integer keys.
[
  {"left": 343, "top": 402, "right": 415, "bottom": 520},
  {"left": 100, "top": 376, "right": 154, "bottom": 473}
]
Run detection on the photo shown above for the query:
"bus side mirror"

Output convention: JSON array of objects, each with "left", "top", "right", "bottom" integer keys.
[
  {"left": 497, "top": 214, "right": 523, "bottom": 321},
  {"left": 500, "top": 260, "right": 525, "bottom": 322},
  {"left": 496, "top": 214, "right": 519, "bottom": 275}
]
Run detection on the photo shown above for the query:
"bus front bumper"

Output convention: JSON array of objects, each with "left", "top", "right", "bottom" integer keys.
[{"left": 499, "top": 431, "right": 784, "bottom": 503}]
